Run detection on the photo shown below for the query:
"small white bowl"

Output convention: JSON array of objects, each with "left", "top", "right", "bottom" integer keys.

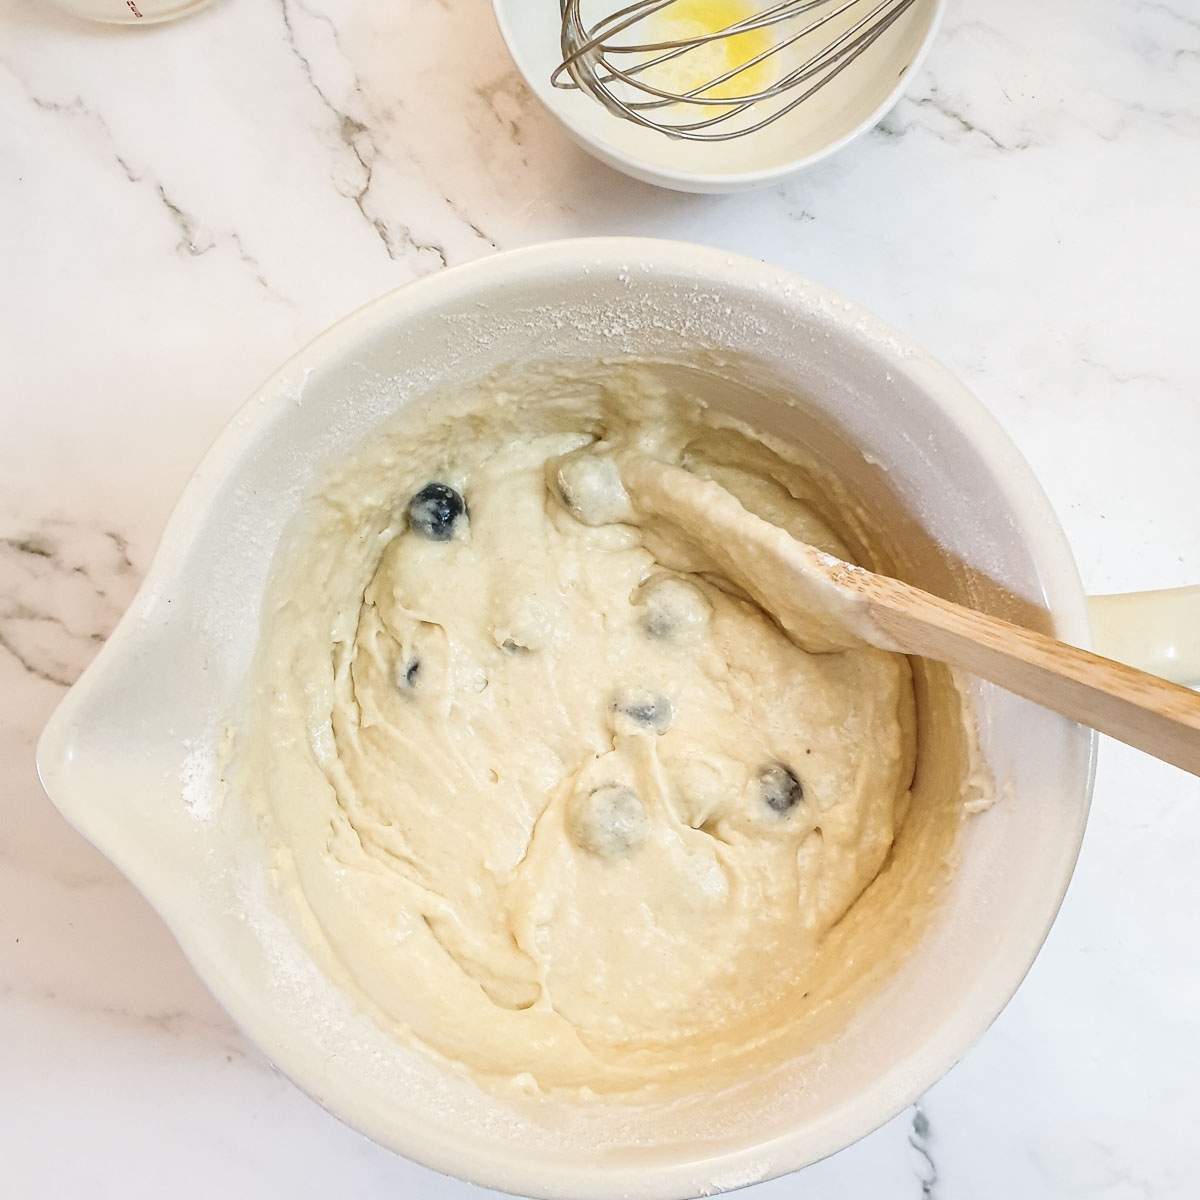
[{"left": 492, "top": 0, "right": 944, "bottom": 192}]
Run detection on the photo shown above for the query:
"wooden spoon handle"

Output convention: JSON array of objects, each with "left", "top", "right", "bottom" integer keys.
[
  {"left": 866, "top": 578, "right": 1200, "bottom": 776},
  {"left": 620, "top": 452, "right": 1200, "bottom": 777}
]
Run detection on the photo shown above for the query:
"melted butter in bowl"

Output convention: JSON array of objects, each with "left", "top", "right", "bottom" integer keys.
[
  {"left": 240, "top": 360, "right": 975, "bottom": 1099},
  {"left": 639, "top": 0, "right": 775, "bottom": 105}
]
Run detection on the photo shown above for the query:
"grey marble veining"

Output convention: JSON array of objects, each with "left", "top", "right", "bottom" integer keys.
[{"left": 0, "top": 522, "right": 136, "bottom": 687}]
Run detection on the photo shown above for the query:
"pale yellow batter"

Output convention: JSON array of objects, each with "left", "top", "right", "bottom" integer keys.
[{"left": 245, "top": 364, "right": 916, "bottom": 1095}]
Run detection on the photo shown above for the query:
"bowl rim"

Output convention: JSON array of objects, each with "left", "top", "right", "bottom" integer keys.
[
  {"left": 38, "top": 237, "right": 1096, "bottom": 1200},
  {"left": 490, "top": 0, "right": 948, "bottom": 190}
]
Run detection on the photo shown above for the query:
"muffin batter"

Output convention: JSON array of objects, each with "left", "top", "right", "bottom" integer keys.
[{"left": 245, "top": 365, "right": 916, "bottom": 1095}]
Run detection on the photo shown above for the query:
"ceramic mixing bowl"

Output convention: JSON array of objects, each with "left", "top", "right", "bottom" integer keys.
[{"left": 39, "top": 239, "right": 1099, "bottom": 1199}]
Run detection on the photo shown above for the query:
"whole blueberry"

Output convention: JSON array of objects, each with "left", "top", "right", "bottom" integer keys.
[
  {"left": 551, "top": 451, "right": 632, "bottom": 527},
  {"left": 407, "top": 482, "right": 466, "bottom": 541},
  {"left": 636, "top": 575, "right": 711, "bottom": 640},
  {"left": 569, "top": 784, "right": 648, "bottom": 858},
  {"left": 759, "top": 763, "right": 803, "bottom": 814},
  {"left": 612, "top": 691, "right": 674, "bottom": 735}
]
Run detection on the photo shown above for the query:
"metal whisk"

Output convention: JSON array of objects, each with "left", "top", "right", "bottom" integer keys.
[{"left": 552, "top": 0, "right": 919, "bottom": 141}]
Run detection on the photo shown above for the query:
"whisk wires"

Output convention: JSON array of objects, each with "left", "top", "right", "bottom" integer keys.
[{"left": 552, "top": 0, "right": 919, "bottom": 140}]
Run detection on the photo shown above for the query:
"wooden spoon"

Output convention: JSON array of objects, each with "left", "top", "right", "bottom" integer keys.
[{"left": 620, "top": 454, "right": 1200, "bottom": 777}]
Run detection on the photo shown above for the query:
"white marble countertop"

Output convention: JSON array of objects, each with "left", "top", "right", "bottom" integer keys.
[{"left": 3, "top": 0, "right": 1199, "bottom": 1194}]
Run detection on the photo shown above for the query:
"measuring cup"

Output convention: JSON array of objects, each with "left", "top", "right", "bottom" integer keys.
[{"left": 48, "top": 0, "right": 214, "bottom": 24}]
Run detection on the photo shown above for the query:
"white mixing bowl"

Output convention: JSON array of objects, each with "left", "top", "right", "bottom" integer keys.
[{"left": 39, "top": 240, "right": 1096, "bottom": 1199}]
